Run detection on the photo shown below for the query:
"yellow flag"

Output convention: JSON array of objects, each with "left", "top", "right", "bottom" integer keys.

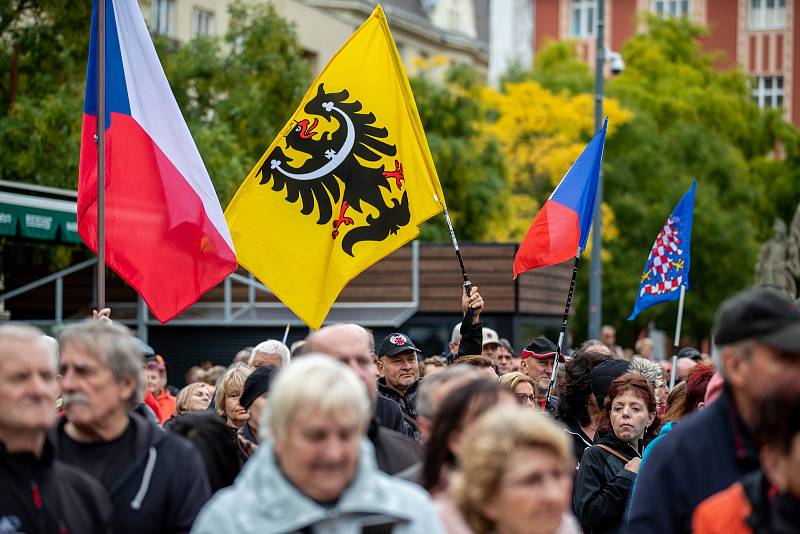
[{"left": 225, "top": 5, "right": 446, "bottom": 329}]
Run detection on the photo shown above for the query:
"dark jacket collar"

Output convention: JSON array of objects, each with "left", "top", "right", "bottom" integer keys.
[
  {"left": 377, "top": 377, "right": 420, "bottom": 400},
  {"left": 720, "top": 385, "right": 759, "bottom": 467},
  {"left": 0, "top": 432, "right": 56, "bottom": 477}
]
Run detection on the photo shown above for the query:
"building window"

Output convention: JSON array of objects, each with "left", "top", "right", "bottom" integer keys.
[
  {"left": 191, "top": 8, "right": 214, "bottom": 37},
  {"left": 749, "top": 0, "right": 786, "bottom": 30},
  {"left": 571, "top": 0, "right": 597, "bottom": 38},
  {"left": 152, "top": 0, "right": 174, "bottom": 36},
  {"left": 653, "top": 0, "right": 690, "bottom": 18},
  {"left": 752, "top": 76, "right": 784, "bottom": 109}
]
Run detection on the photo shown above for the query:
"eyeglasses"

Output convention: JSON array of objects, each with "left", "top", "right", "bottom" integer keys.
[{"left": 516, "top": 393, "right": 537, "bottom": 404}]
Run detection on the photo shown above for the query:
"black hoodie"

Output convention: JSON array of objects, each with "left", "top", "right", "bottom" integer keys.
[
  {"left": 573, "top": 432, "right": 640, "bottom": 534},
  {"left": 50, "top": 411, "right": 211, "bottom": 534},
  {"left": 0, "top": 435, "right": 111, "bottom": 534}
]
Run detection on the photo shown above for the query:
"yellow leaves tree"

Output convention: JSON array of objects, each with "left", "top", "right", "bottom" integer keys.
[{"left": 481, "top": 81, "right": 631, "bottom": 244}]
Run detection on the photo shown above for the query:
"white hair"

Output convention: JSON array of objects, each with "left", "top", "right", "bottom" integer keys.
[
  {"left": 261, "top": 354, "right": 371, "bottom": 442},
  {"left": 41, "top": 335, "right": 59, "bottom": 368},
  {"left": 0, "top": 324, "right": 56, "bottom": 369},
  {"left": 630, "top": 356, "right": 664, "bottom": 390},
  {"left": 249, "top": 339, "right": 291, "bottom": 367}
]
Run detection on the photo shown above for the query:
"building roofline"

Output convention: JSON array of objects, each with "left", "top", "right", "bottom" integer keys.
[{"left": 302, "top": 0, "right": 489, "bottom": 64}]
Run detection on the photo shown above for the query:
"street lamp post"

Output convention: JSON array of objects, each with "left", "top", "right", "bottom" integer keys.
[{"left": 588, "top": 0, "right": 605, "bottom": 340}]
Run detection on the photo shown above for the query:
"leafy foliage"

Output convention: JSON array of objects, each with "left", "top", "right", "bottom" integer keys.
[
  {"left": 569, "top": 15, "right": 800, "bottom": 344},
  {"left": 410, "top": 64, "right": 507, "bottom": 241}
]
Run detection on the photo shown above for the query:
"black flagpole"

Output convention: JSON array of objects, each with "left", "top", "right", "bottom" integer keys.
[
  {"left": 545, "top": 249, "right": 581, "bottom": 406},
  {"left": 443, "top": 209, "right": 474, "bottom": 327}
]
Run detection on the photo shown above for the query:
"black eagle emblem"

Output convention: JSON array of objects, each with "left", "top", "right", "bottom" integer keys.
[{"left": 257, "top": 84, "right": 411, "bottom": 257}]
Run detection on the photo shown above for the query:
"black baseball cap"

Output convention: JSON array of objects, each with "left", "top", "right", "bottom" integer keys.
[
  {"left": 713, "top": 287, "right": 800, "bottom": 352},
  {"left": 377, "top": 333, "right": 421, "bottom": 357}
]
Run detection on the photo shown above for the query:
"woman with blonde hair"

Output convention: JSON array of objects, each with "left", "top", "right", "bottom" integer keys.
[
  {"left": 498, "top": 371, "right": 537, "bottom": 408},
  {"left": 215, "top": 362, "right": 253, "bottom": 428},
  {"left": 162, "top": 382, "right": 213, "bottom": 429},
  {"left": 453, "top": 404, "right": 580, "bottom": 534},
  {"left": 176, "top": 383, "right": 212, "bottom": 414}
]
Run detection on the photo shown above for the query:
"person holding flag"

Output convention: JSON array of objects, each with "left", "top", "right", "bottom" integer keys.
[{"left": 628, "top": 180, "right": 696, "bottom": 387}]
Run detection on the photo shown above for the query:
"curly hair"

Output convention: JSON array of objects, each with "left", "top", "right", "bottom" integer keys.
[
  {"left": 598, "top": 373, "right": 661, "bottom": 439},
  {"left": 453, "top": 405, "right": 574, "bottom": 534},
  {"left": 556, "top": 348, "right": 612, "bottom": 426}
]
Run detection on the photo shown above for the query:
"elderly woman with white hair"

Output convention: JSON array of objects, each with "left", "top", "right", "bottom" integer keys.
[{"left": 191, "top": 355, "right": 444, "bottom": 533}]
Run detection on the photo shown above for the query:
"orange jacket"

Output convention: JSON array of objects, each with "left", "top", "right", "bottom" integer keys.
[
  {"left": 153, "top": 389, "right": 176, "bottom": 423},
  {"left": 692, "top": 481, "right": 753, "bottom": 534}
]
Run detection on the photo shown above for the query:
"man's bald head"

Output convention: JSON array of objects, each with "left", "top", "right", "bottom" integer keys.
[{"left": 306, "top": 324, "right": 377, "bottom": 400}]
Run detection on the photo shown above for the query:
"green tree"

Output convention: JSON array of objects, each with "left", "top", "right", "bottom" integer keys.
[
  {"left": 501, "top": 40, "right": 594, "bottom": 96},
  {"left": 0, "top": 0, "right": 310, "bottom": 204},
  {"left": 410, "top": 64, "right": 507, "bottom": 241},
  {"left": 564, "top": 16, "right": 800, "bottom": 344}
]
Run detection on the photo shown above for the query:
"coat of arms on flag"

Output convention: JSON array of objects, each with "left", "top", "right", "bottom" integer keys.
[
  {"left": 629, "top": 180, "right": 696, "bottom": 320},
  {"left": 225, "top": 5, "right": 446, "bottom": 329}
]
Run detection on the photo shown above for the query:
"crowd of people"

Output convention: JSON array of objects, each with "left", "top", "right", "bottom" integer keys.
[{"left": 1, "top": 285, "right": 799, "bottom": 533}]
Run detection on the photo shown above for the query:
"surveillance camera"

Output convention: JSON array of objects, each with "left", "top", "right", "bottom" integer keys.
[{"left": 607, "top": 51, "right": 625, "bottom": 75}]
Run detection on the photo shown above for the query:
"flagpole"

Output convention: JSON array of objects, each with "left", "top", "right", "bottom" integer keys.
[
  {"left": 443, "top": 209, "right": 474, "bottom": 325},
  {"left": 282, "top": 323, "right": 291, "bottom": 345},
  {"left": 669, "top": 284, "right": 686, "bottom": 389},
  {"left": 97, "top": 0, "right": 106, "bottom": 310},
  {"left": 545, "top": 249, "right": 581, "bottom": 407}
]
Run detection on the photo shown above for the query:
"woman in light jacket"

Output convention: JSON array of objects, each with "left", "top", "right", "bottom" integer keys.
[{"left": 191, "top": 355, "right": 443, "bottom": 534}]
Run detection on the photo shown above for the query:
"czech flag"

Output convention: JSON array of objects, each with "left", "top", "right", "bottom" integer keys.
[
  {"left": 78, "top": 0, "right": 237, "bottom": 322},
  {"left": 513, "top": 118, "right": 607, "bottom": 278}
]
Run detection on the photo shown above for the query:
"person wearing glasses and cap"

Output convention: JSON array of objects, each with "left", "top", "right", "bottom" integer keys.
[
  {"left": 377, "top": 333, "right": 424, "bottom": 437},
  {"left": 520, "top": 336, "right": 564, "bottom": 413}
]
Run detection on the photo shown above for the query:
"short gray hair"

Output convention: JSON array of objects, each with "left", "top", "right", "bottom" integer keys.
[
  {"left": 417, "top": 365, "right": 476, "bottom": 419},
  {"left": 0, "top": 324, "right": 56, "bottom": 369},
  {"left": 249, "top": 340, "right": 291, "bottom": 367},
  {"left": 58, "top": 321, "right": 145, "bottom": 410},
  {"left": 262, "top": 354, "right": 371, "bottom": 442}
]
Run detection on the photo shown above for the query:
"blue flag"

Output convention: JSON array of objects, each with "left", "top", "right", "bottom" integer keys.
[{"left": 628, "top": 180, "right": 696, "bottom": 320}]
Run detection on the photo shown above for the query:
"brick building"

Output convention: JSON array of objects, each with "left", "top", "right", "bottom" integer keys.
[{"left": 532, "top": 0, "right": 799, "bottom": 127}]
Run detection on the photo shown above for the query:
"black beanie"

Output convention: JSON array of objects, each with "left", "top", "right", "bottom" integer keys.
[
  {"left": 590, "top": 359, "right": 631, "bottom": 410},
  {"left": 240, "top": 365, "right": 278, "bottom": 409}
]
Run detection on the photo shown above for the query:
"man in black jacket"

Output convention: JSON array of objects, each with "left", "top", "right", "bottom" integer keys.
[
  {"left": 626, "top": 288, "right": 800, "bottom": 533},
  {"left": 0, "top": 324, "right": 111, "bottom": 534},
  {"left": 306, "top": 323, "right": 423, "bottom": 474},
  {"left": 54, "top": 321, "right": 211, "bottom": 534},
  {"left": 376, "top": 333, "right": 423, "bottom": 435}
]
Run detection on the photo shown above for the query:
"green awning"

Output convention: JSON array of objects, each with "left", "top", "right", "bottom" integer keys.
[{"left": 0, "top": 191, "right": 81, "bottom": 243}]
